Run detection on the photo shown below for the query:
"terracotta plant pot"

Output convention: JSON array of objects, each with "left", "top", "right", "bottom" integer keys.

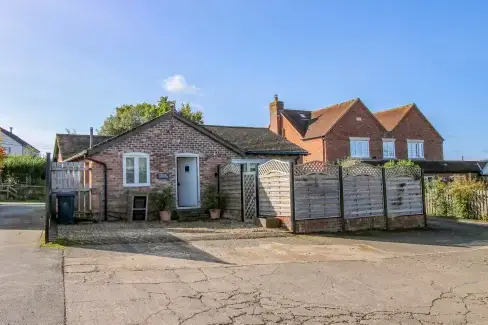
[
  {"left": 160, "top": 211, "right": 171, "bottom": 222},
  {"left": 209, "top": 209, "right": 221, "bottom": 220}
]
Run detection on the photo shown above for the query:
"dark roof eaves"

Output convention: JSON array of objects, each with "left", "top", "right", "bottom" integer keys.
[{"left": 245, "top": 150, "right": 307, "bottom": 155}]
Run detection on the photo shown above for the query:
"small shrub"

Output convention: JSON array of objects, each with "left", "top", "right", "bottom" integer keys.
[
  {"left": 338, "top": 157, "right": 361, "bottom": 167},
  {"left": 202, "top": 184, "right": 227, "bottom": 210},
  {"left": 384, "top": 160, "right": 419, "bottom": 168},
  {"left": 150, "top": 186, "right": 175, "bottom": 211}
]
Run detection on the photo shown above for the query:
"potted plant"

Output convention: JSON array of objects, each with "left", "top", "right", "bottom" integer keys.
[
  {"left": 202, "top": 185, "right": 227, "bottom": 219},
  {"left": 150, "top": 186, "right": 175, "bottom": 222}
]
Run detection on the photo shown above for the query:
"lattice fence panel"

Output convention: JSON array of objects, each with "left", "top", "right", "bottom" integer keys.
[
  {"left": 294, "top": 161, "right": 339, "bottom": 177},
  {"left": 385, "top": 166, "right": 423, "bottom": 217},
  {"left": 243, "top": 172, "right": 256, "bottom": 221},
  {"left": 258, "top": 160, "right": 290, "bottom": 176}
]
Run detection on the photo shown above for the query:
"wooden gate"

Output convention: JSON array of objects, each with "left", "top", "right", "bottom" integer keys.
[{"left": 51, "top": 162, "right": 100, "bottom": 219}]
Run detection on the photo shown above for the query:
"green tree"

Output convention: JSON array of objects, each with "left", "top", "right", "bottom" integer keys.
[{"left": 98, "top": 96, "right": 203, "bottom": 136}]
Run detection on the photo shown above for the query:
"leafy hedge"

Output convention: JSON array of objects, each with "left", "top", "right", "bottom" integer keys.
[
  {"left": 426, "top": 177, "right": 487, "bottom": 220},
  {"left": 384, "top": 159, "right": 419, "bottom": 168},
  {"left": 0, "top": 155, "right": 46, "bottom": 185}
]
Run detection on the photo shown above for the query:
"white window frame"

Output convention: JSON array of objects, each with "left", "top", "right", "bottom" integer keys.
[
  {"left": 382, "top": 138, "right": 396, "bottom": 159},
  {"left": 349, "top": 137, "right": 370, "bottom": 158},
  {"left": 123, "top": 153, "right": 150, "bottom": 187},
  {"left": 407, "top": 139, "right": 425, "bottom": 159},
  {"left": 231, "top": 158, "right": 269, "bottom": 172}
]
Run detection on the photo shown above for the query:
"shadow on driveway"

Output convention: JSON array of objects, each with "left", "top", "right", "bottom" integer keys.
[{"left": 65, "top": 233, "right": 233, "bottom": 265}]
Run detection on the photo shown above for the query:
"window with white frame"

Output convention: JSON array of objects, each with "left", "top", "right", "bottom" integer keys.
[
  {"left": 407, "top": 140, "right": 424, "bottom": 159},
  {"left": 382, "top": 139, "right": 396, "bottom": 159},
  {"left": 123, "top": 153, "right": 150, "bottom": 186},
  {"left": 350, "top": 138, "right": 370, "bottom": 158}
]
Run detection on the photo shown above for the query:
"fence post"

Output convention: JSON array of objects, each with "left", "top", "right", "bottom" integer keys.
[
  {"left": 338, "top": 166, "right": 346, "bottom": 232},
  {"left": 255, "top": 164, "right": 260, "bottom": 219},
  {"left": 44, "top": 153, "right": 51, "bottom": 243},
  {"left": 289, "top": 161, "right": 296, "bottom": 234},
  {"left": 421, "top": 169, "right": 427, "bottom": 227},
  {"left": 381, "top": 167, "right": 389, "bottom": 230},
  {"left": 216, "top": 165, "right": 220, "bottom": 209},
  {"left": 239, "top": 164, "right": 244, "bottom": 222}
]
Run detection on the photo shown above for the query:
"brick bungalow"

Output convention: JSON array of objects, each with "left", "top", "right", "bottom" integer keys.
[
  {"left": 54, "top": 111, "right": 306, "bottom": 221},
  {"left": 269, "top": 95, "right": 444, "bottom": 163}
]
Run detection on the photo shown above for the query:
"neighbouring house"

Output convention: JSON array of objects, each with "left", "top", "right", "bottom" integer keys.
[
  {"left": 0, "top": 127, "right": 39, "bottom": 156},
  {"left": 268, "top": 95, "right": 444, "bottom": 163},
  {"left": 53, "top": 111, "right": 307, "bottom": 221}
]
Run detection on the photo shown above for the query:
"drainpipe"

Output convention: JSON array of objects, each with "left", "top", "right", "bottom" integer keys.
[{"left": 84, "top": 156, "right": 108, "bottom": 221}]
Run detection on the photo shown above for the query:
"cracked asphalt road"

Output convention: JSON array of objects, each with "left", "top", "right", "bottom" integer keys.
[{"left": 64, "top": 219, "right": 488, "bottom": 325}]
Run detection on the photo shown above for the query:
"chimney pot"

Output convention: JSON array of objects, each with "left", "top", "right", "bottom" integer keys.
[
  {"left": 89, "top": 127, "right": 93, "bottom": 148},
  {"left": 9, "top": 127, "right": 12, "bottom": 133}
]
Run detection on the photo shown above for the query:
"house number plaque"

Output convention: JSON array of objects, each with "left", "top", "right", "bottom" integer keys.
[{"left": 157, "top": 173, "right": 169, "bottom": 180}]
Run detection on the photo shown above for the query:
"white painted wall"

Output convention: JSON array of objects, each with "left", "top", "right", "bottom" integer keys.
[{"left": 0, "top": 130, "right": 24, "bottom": 155}]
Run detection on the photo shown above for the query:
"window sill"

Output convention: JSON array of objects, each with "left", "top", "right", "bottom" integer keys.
[{"left": 123, "top": 183, "right": 151, "bottom": 188}]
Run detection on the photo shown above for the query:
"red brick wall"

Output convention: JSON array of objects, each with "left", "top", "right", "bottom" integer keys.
[
  {"left": 389, "top": 106, "right": 443, "bottom": 160},
  {"left": 281, "top": 116, "right": 322, "bottom": 163},
  {"left": 325, "top": 101, "right": 386, "bottom": 162},
  {"left": 88, "top": 117, "right": 242, "bottom": 220},
  {"left": 269, "top": 99, "right": 284, "bottom": 135}
]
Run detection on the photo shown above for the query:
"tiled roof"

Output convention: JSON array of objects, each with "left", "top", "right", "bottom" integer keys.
[
  {"left": 374, "top": 104, "right": 414, "bottom": 131},
  {"left": 203, "top": 125, "right": 307, "bottom": 154},
  {"left": 0, "top": 127, "right": 39, "bottom": 153},
  {"left": 57, "top": 113, "right": 307, "bottom": 161},
  {"left": 56, "top": 134, "right": 112, "bottom": 160},
  {"left": 282, "top": 98, "right": 359, "bottom": 140}
]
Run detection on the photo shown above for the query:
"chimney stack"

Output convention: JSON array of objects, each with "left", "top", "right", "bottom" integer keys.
[
  {"left": 269, "top": 94, "right": 284, "bottom": 136},
  {"left": 89, "top": 127, "right": 93, "bottom": 148},
  {"left": 9, "top": 127, "right": 12, "bottom": 134}
]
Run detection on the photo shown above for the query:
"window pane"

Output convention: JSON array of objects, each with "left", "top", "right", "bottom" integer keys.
[
  {"left": 351, "top": 140, "right": 369, "bottom": 158},
  {"left": 383, "top": 142, "right": 395, "bottom": 158},
  {"left": 126, "top": 157, "right": 135, "bottom": 183},
  {"left": 138, "top": 157, "right": 148, "bottom": 184}
]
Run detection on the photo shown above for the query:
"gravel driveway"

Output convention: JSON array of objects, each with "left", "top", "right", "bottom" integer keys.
[{"left": 58, "top": 219, "right": 290, "bottom": 245}]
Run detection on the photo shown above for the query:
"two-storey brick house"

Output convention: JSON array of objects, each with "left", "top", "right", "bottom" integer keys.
[{"left": 269, "top": 95, "right": 444, "bottom": 163}]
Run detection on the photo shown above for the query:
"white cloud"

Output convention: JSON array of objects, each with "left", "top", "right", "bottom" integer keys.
[{"left": 163, "top": 75, "right": 201, "bottom": 95}]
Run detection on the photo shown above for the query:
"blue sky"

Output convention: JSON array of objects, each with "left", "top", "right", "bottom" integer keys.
[{"left": 0, "top": 0, "right": 487, "bottom": 159}]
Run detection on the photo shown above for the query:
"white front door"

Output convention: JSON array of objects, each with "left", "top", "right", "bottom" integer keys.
[{"left": 177, "top": 157, "right": 199, "bottom": 207}]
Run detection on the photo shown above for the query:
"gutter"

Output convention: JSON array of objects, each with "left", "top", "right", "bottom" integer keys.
[{"left": 84, "top": 156, "right": 108, "bottom": 221}]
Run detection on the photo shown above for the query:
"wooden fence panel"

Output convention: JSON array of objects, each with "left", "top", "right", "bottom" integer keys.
[
  {"left": 219, "top": 164, "right": 242, "bottom": 219},
  {"left": 258, "top": 160, "right": 291, "bottom": 216},
  {"left": 294, "top": 162, "right": 340, "bottom": 220},
  {"left": 385, "top": 166, "right": 423, "bottom": 217},
  {"left": 342, "top": 163, "right": 384, "bottom": 219}
]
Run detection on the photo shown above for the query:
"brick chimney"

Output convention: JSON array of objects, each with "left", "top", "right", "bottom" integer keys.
[{"left": 269, "top": 94, "right": 284, "bottom": 135}]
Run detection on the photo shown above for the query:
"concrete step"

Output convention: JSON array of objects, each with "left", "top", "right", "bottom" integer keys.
[{"left": 177, "top": 209, "right": 210, "bottom": 222}]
